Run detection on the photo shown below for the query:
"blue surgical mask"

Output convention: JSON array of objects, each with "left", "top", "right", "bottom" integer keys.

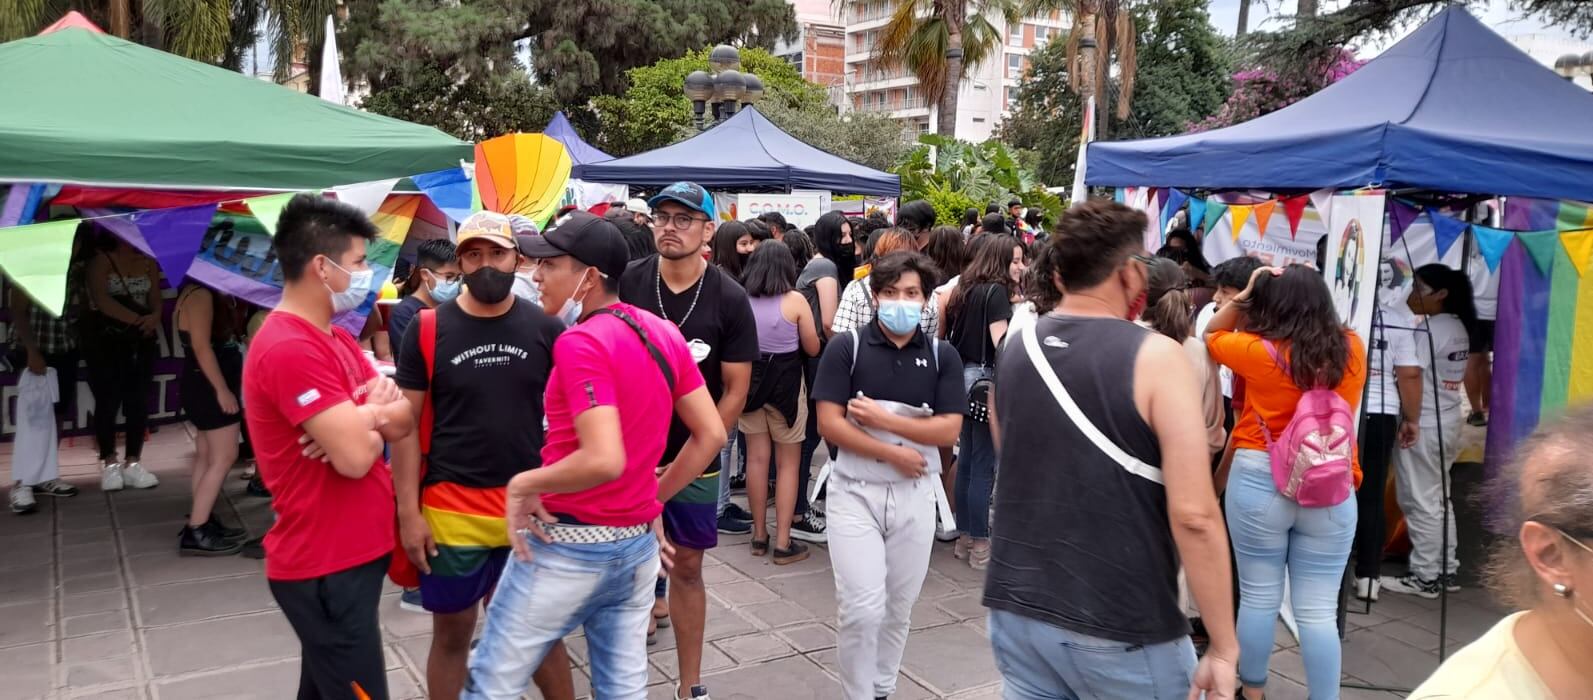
[
  {"left": 556, "top": 268, "right": 593, "bottom": 325},
  {"left": 428, "top": 272, "right": 461, "bottom": 304},
  {"left": 324, "top": 258, "right": 375, "bottom": 314},
  {"left": 876, "top": 299, "right": 922, "bottom": 335}
]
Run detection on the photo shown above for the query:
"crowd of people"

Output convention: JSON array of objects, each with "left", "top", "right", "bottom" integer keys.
[{"left": 5, "top": 187, "right": 1590, "bottom": 700}]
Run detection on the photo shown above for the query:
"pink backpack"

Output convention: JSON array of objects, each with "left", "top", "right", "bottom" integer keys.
[{"left": 1258, "top": 341, "right": 1355, "bottom": 508}]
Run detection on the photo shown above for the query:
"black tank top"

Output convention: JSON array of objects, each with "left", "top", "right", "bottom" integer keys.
[{"left": 982, "top": 314, "right": 1189, "bottom": 645}]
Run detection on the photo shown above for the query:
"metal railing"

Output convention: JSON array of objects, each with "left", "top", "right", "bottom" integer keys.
[{"left": 852, "top": 96, "right": 929, "bottom": 113}]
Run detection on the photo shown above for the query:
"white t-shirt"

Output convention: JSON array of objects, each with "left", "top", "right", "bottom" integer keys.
[
  {"left": 1366, "top": 305, "right": 1421, "bottom": 416},
  {"left": 1412, "top": 313, "right": 1469, "bottom": 423},
  {"left": 1468, "top": 246, "right": 1499, "bottom": 321},
  {"left": 1194, "top": 302, "right": 1234, "bottom": 398}
]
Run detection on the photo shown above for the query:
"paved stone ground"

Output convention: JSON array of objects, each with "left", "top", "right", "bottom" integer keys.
[{"left": 0, "top": 425, "right": 1508, "bottom": 700}]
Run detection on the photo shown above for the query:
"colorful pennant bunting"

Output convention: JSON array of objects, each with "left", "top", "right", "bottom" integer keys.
[
  {"left": 1308, "top": 189, "right": 1334, "bottom": 229},
  {"left": 1188, "top": 198, "right": 1208, "bottom": 237},
  {"left": 1427, "top": 208, "right": 1469, "bottom": 259},
  {"left": 413, "top": 167, "right": 475, "bottom": 224},
  {"left": 1229, "top": 205, "right": 1252, "bottom": 242},
  {"left": 245, "top": 192, "right": 297, "bottom": 237},
  {"left": 0, "top": 219, "right": 79, "bottom": 315},
  {"left": 1113, "top": 187, "right": 1127, "bottom": 204},
  {"left": 1518, "top": 230, "right": 1560, "bottom": 277},
  {"left": 1201, "top": 201, "right": 1228, "bottom": 234},
  {"left": 1252, "top": 200, "right": 1277, "bottom": 240},
  {"left": 127, "top": 204, "right": 219, "bottom": 284},
  {"left": 332, "top": 178, "right": 400, "bottom": 217},
  {"left": 1389, "top": 200, "right": 1420, "bottom": 244},
  {"left": 1558, "top": 202, "right": 1593, "bottom": 232},
  {"left": 0, "top": 184, "right": 47, "bottom": 228},
  {"left": 1560, "top": 229, "right": 1593, "bottom": 277},
  {"left": 1282, "top": 196, "right": 1308, "bottom": 238},
  {"left": 1160, "top": 189, "right": 1188, "bottom": 234},
  {"left": 1471, "top": 224, "right": 1514, "bottom": 272}
]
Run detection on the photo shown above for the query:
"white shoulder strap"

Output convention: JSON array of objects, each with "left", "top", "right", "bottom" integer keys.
[{"left": 1019, "top": 325, "right": 1163, "bottom": 485}]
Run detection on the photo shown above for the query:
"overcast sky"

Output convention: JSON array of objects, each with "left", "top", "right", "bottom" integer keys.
[{"left": 1203, "top": 0, "right": 1575, "bottom": 54}]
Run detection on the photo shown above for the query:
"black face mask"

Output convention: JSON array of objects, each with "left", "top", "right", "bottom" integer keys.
[
  {"left": 465, "top": 267, "right": 515, "bottom": 304},
  {"left": 834, "top": 245, "right": 857, "bottom": 265}
]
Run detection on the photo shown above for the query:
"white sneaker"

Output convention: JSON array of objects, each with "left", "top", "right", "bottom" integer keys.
[
  {"left": 102, "top": 463, "right": 125, "bottom": 492},
  {"left": 1381, "top": 574, "right": 1441, "bottom": 600},
  {"left": 121, "top": 462, "right": 160, "bottom": 489},
  {"left": 1355, "top": 577, "right": 1381, "bottom": 602},
  {"left": 10, "top": 484, "right": 36, "bottom": 514}
]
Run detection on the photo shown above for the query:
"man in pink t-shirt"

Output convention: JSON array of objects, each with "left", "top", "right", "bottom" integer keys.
[{"left": 465, "top": 213, "right": 726, "bottom": 700}]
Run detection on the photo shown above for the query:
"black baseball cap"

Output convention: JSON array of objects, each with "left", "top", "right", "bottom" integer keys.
[
  {"left": 516, "top": 211, "right": 630, "bottom": 280},
  {"left": 646, "top": 181, "right": 715, "bottom": 218}
]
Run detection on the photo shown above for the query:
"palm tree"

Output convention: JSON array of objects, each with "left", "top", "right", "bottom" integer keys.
[
  {"left": 1236, "top": 0, "right": 1250, "bottom": 35},
  {"left": 1030, "top": 0, "right": 1135, "bottom": 141},
  {"left": 875, "top": 0, "right": 1020, "bottom": 137}
]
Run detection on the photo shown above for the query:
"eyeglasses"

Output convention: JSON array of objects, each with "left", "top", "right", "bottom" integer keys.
[
  {"left": 1130, "top": 254, "right": 1156, "bottom": 265},
  {"left": 651, "top": 211, "right": 709, "bottom": 230},
  {"left": 1529, "top": 516, "right": 1593, "bottom": 543}
]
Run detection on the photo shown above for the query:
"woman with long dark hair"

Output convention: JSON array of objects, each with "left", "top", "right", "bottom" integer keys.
[
  {"left": 923, "top": 226, "right": 966, "bottom": 288},
  {"left": 1383, "top": 264, "right": 1475, "bottom": 600},
  {"left": 1206, "top": 264, "right": 1366, "bottom": 700},
  {"left": 82, "top": 231, "right": 163, "bottom": 492},
  {"left": 173, "top": 283, "right": 249, "bottom": 555},
  {"left": 739, "top": 242, "right": 822, "bottom": 564},
  {"left": 710, "top": 220, "right": 764, "bottom": 279},
  {"left": 942, "top": 234, "right": 1020, "bottom": 569}
]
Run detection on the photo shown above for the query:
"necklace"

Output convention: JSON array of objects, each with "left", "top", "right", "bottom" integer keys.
[{"left": 656, "top": 262, "right": 706, "bottom": 326}]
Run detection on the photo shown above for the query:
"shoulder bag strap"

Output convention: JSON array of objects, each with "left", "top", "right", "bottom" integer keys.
[
  {"left": 417, "top": 308, "right": 437, "bottom": 456},
  {"left": 590, "top": 308, "right": 676, "bottom": 394},
  {"left": 1019, "top": 325, "right": 1163, "bottom": 485}
]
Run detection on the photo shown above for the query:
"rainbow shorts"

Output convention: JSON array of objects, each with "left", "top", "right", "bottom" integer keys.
[{"left": 418, "top": 482, "right": 511, "bottom": 615}]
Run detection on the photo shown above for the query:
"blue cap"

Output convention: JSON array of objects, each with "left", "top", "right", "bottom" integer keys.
[{"left": 647, "top": 182, "right": 716, "bottom": 219}]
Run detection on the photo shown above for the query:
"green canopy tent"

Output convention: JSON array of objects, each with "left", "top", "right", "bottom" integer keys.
[{"left": 0, "top": 18, "right": 471, "bottom": 191}]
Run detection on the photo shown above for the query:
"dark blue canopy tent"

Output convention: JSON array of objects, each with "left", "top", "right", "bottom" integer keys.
[
  {"left": 1086, "top": 6, "right": 1593, "bottom": 202},
  {"left": 544, "top": 111, "right": 613, "bottom": 165},
  {"left": 574, "top": 106, "right": 901, "bottom": 196}
]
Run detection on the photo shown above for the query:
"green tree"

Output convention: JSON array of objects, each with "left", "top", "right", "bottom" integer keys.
[
  {"left": 875, "top": 0, "right": 1018, "bottom": 137},
  {"left": 1116, "top": 0, "right": 1230, "bottom": 139},
  {"left": 895, "top": 134, "right": 1062, "bottom": 223},
  {"left": 591, "top": 47, "right": 909, "bottom": 170},
  {"left": 1042, "top": 0, "right": 1136, "bottom": 141},
  {"left": 995, "top": 37, "right": 1080, "bottom": 187}
]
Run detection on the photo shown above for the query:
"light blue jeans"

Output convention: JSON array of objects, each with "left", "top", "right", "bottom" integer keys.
[
  {"left": 1226, "top": 449, "right": 1356, "bottom": 699},
  {"left": 956, "top": 365, "right": 996, "bottom": 538},
  {"left": 463, "top": 532, "right": 659, "bottom": 700},
  {"left": 988, "top": 609, "right": 1196, "bottom": 699}
]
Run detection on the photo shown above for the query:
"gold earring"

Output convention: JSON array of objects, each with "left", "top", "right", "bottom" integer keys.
[{"left": 1554, "top": 583, "right": 1572, "bottom": 598}]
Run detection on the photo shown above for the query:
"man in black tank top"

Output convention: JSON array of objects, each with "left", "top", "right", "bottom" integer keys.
[{"left": 983, "top": 202, "right": 1240, "bottom": 700}]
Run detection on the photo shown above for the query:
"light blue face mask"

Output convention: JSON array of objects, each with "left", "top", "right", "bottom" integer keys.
[
  {"left": 428, "top": 271, "right": 461, "bottom": 304},
  {"left": 876, "top": 299, "right": 922, "bottom": 335},
  {"left": 324, "top": 258, "right": 374, "bottom": 314}
]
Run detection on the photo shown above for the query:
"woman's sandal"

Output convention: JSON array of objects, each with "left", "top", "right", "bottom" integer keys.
[{"left": 750, "top": 538, "right": 770, "bottom": 556}]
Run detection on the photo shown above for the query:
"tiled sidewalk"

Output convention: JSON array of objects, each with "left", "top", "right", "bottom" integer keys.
[{"left": 1, "top": 426, "right": 1506, "bottom": 699}]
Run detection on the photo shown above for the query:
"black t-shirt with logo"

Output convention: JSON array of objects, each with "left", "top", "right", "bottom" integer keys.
[
  {"left": 394, "top": 298, "right": 565, "bottom": 488},
  {"left": 619, "top": 255, "right": 759, "bottom": 463}
]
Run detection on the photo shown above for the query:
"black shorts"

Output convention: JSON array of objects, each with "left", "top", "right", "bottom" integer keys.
[
  {"left": 1469, "top": 319, "right": 1495, "bottom": 354},
  {"left": 180, "top": 345, "right": 243, "bottom": 431},
  {"left": 269, "top": 555, "right": 390, "bottom": 700}
]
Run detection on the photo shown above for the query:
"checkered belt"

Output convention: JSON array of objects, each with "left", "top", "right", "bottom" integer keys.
[{"left": 533, "top": 522, "right": 651, "bottom": 544}]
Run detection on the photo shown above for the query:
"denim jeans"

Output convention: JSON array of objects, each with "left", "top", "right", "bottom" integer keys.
[
  {"left": 716, "top": 429, "right": 740, "bottom": 518},
  {"left": 955, "top": 365, "right": 996, "bottom": 538},
  {"left": 463, "top": 532, "right": 659, "bottom": 700},
  {"left": 988, "top": 608, "right": 1196, "bottom": 700},
  {"left": 1226, "top": 449, "right": 1356, "bottom": 699}
]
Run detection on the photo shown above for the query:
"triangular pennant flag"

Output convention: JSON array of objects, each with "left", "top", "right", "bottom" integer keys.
[
  {"left": 1160, "top": 189, "right": 1188, "bottom": 233},
  {"left": 1518, "top": 230, "right": 1560, "bottom": 277},
  {"left": 1187, "top": 198, "right": 1208, "bottom": 238},
  {"left": 1308, "top": 188, "right": 1334, "bottom": 228},
  {"left": 1389, "top": 200, "right": 1420, "bottom": 244},
  {"left": 128, "top": 203, "right": 219, "bottom": 284},
  {"left": 413, "top": 167, "right": 475, "bottom": 223},
  {"left": 1252, "top": 200, "right": 1277, "bottom": 240},
  {"left": 246, "top": 192, "right": 297, "bottom": 236},
  {"left": 1229, "top": 204, "right": 1252, "bottom": 242},
  {"left": 1201, "top": 200, "right": 1228, "bottom": 234},
  {"left": 332, "top": 178, "right": 400, "bottom": 217},
  {"left": 1282, "top": 196, "right": 1309, "bottom": 238},
  {"left": 1558, "top": 202, "right": 1591, "bottom": 232},
  {"left": 1113, "top": 188, "right": 1126, "bottom": 204},
  {"left": 1559, "top": 229, "right": 1593, "bottom": 277},
  {"left": 1470, "top": 225, "right": 1514, "bottom": 272},
  {"left": 1426, "top": 208, "right": 1469, "bottom": 259},
  {"left": 0, "top": 219, "right": 80, "bottom": 315}
]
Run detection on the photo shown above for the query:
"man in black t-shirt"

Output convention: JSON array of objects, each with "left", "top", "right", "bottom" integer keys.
[
  {"left": 391, "top": 212, "right": 571, "bottom": 700},
  {"left": 618, "top": 181, "right": 758, "bottom": 700}
]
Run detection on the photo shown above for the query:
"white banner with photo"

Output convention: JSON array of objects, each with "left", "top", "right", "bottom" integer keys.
[
  {"left": 737, "top": 192, "right": 826, "bottom": 228},
  {"left": 1324, "top": 193, "right": 1386, "bottom": 351}
]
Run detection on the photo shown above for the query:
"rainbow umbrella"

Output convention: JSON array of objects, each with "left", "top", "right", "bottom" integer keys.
[{"left": 473, "top": 133, "right": 573, "bottom": 227}]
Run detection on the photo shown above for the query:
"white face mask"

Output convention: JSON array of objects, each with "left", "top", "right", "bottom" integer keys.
[
  {"left": 323, "top": 258, "right": 374, "bottom": 314},
  {"left": 512, "top": 270, "right": 541, "bottom": 305},
  {"left": 555, "top": 268, "right": 594, "bottom": 326}
]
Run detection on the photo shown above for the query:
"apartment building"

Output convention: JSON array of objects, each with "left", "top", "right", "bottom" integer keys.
[{"left": 840, "top": 0, "right": 1067, "bottom": 141}]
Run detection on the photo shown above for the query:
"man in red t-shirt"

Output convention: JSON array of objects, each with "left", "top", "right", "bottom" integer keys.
[
  {"left": 243, "top": 194, "right": 415, "bottom": 700},
  {"left": 463, "top": 213, "right": 726, "bottom": 700}
]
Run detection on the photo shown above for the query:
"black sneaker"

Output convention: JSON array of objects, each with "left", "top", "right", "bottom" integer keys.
[
  {"left": 204, "top": 518, "right": 248, "bottom": 543},
  {"left": 180, "top": 525, "right": 244, "bottom": 557},
  {"left": 773, "top": 541, "right": 810, "bottom": 565},
  {"left": 30, "top": 480, "right": 79, "bottom": 497},
  {"left": 729, "top": 474, "right": 747, "bottom": 491},
  {"left": 723, "top": 503, "right": 755, "bottom": 523},
  {"left": 1380, "top": 574, "right": 1441, "bottom": 600},
  {"left": 240, "top": 536, "right": 266, "bottom": 559},
  {"left": 1440, "top": 573, "right": 1462, "bottom": 592},
  {"left": 716, "top": 513, "right": 752, "bottom": 535},
  {"left": 1467, "top": 410, "right": 1488, "bottom": 427},
  {"left": 790, "top": 514, "right": 827, "bottom": 543},
  {"left": 246, "top": 475, "right": 271, "bottom": 498}
]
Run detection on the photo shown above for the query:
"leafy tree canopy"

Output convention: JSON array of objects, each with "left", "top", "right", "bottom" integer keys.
[{"left": 896, "top": 134, "right": 1062, "bottom": 225}]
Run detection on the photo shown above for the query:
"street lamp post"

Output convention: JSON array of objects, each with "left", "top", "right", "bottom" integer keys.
[{"left": 684, "top": 44, "right": 764, "bottom": 130}]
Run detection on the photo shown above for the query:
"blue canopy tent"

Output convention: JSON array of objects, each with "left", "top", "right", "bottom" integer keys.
[
  {"left": 1085, "top": 6, "right": 1593, "bottom": 202},
  {"left": 544, "top": 111, "right": 613, "bottom": 165},
  {"left": 575, "top": 106, "right": 901, "bottom": 196}
]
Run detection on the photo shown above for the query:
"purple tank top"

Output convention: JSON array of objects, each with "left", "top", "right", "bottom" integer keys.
[{"left": 749, "top": 295, "right": 799, "bottom": 353}]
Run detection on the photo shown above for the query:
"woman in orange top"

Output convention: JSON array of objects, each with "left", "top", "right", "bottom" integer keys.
[{"left": 1206, "top": 264, "right": 1367, "bottom": 700}]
